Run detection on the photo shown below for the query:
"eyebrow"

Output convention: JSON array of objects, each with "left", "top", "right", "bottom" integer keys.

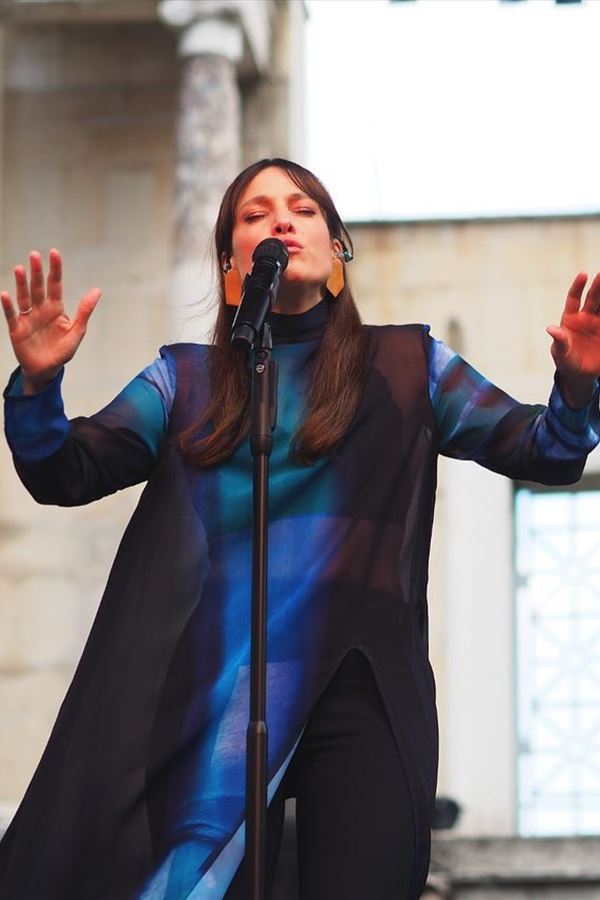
[{"left": 238, "top": 192, "right": 313, "bottom": 213}]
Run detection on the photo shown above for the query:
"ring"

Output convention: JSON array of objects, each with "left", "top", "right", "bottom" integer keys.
[{"left": 20, "top": 306, "right": 33, "bottom": 315}]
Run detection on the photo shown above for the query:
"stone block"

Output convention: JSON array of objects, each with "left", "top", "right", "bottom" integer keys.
[{"left": 0, "top": 570, "right": 94, "bottom": 670}]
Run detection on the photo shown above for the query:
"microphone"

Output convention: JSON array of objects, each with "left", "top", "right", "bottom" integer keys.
[{"left": 231, "top": 238, "right": 289, "bottom": 350}]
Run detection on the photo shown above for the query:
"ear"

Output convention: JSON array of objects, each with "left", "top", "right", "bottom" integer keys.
[
  {"left": 220, "top": 252, "right": 230, "bottom": 272},
  {"left": 331, "top": 238, "right": 343, "bottom": 259}
]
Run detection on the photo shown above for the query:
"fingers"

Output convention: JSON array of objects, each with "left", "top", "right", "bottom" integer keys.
[
  {"left": 13, "top": 265, "right": 32, "bottom": 314},
  {"left": 546, "top": 325, "right": 571, "bottom": 362},
  {"left": 71, "top": 288, "right": 102, "bottom": 337},
  {"left": 11, "top": 250, "right": 61, "bottom": 313},
  {"left": 564, "top": 272, "right": 588, "bottom": 315},
  {"left": 547, "top": 324, "right": 569, "bottom": 343},
  {"left": 46, "top": 248, "right": 63, "bottom": 302},
  {"left": 29, "top": 251, "right": 46, "bottom": 306},
  {"left": 0, "top": 291, "right": 18, "bottom": 334},
  {"left": 582, "top": 272, "right": 600, "bottom": 315}
]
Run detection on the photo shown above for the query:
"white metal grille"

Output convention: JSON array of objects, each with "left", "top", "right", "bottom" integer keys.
[{"left": 515, "top": 487, "right": 600, "bottom": 836}]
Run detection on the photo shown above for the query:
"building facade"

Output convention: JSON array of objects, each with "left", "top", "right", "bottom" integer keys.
[{"left": 0, "top": 0, "right": 305, "bottom": 817}]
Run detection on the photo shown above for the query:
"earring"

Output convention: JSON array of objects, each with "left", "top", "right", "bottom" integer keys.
[
  {"left": 223, "top": 263, "right": 243, "bottom": 307},
  {"left": 326, "top": 255, "right": 345, "bottom": 299}
]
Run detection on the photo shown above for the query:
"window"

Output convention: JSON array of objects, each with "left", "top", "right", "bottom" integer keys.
[{"left": 515, "top": 482, "right": 600, "bottom": 835}]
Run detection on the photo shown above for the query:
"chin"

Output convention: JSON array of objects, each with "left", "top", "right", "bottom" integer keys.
[{"left": 282, "top": 267, "right": 323, "bottom": 285}]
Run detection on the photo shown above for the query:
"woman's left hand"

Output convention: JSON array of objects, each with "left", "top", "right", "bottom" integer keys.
[{"left": 546, "top": 272, "right": 600, "bottom": 407}]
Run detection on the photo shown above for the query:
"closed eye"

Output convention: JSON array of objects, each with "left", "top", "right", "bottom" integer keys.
[{"left": 243, "top": 207, "right": 317, "bottom": 223}]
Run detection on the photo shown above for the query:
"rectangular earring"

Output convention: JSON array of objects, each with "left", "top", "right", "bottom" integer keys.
[{"left": 224, "top": 267, "right": 243, "bottom": 306}]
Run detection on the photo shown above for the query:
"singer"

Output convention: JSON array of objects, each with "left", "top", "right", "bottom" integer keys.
[{"left": 1, "top": 158, "right": 600, "bottom": 900}]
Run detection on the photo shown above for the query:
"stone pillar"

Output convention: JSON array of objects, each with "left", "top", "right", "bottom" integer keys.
[
  {"left": 441, "top": 458, "right": 516, "bottom": 835},
  {"left": 158, "top": 1, "right": 244, "bottom": 343}
]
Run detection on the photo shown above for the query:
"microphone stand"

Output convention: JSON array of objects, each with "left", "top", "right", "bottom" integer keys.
[{"left": 245, "top": 319, "right": 278, "bottom": 900}]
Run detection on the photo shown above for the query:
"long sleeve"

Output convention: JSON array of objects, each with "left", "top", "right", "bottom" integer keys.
[
  {"left": 3, "top": 352, "right": 175, "bottom": 506},
  {"left": 426, "top": 328, "right": 600, "bottom": 484}
]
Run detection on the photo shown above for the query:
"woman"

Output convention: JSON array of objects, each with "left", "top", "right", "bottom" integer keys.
[{"left": 1, "top": 158, "right": 600, "bottom": 900}]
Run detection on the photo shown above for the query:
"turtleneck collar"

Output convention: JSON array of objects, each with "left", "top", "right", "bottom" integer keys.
[{"left": 268, "top": 293, "right": 332, "bottom": 344}]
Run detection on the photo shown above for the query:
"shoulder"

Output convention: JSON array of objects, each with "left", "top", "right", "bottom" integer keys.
[
  {"left": 158, "top": 342, "right": 211, "bottom": 383},
  {"left": 158, "top": 343, "right": 213, "bottom": 424},
  {"left": 361, "top": 324, "right": 432, "bottom": 407},
  {"left": 365, "top": 322, "right": 430, "bottom": 347},
  {"left": 364, "top": 323, "right": 431, "bottom": 365},
  {"left": 365, "top": 323, "right": 428, "bottom": 336},
  {"left": 362, "top": 324, "right": 435, "bottom": 416},
  {"left": 159, "top": 341, "right": 211, "bottom": 363}
]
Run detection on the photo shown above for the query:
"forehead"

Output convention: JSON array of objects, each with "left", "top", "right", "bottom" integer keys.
[{"left": 236, "top": 167, "right": 309, "bottom": 209}]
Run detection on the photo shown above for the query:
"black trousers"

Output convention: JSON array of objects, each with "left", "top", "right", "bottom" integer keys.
[{"left": 224, "top": 649, "right": 416, "bottom": 900}]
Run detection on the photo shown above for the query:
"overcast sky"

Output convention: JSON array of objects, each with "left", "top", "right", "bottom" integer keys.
[{"left": 305, "top": 0, "right": 600, "bottom": 222}]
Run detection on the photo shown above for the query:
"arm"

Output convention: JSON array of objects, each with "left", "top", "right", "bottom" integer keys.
[
  {"left": 1, "top": 249, "right": 174, "bottom": 504},
  {"left": 428, "top": 271, "right": 600, "bottom": 484},
  {"left": 428, "top": 334, "right": 600, "bottom": 485},
  {"left": 4, "top": 355, "right": 174, "bottom": 505}
]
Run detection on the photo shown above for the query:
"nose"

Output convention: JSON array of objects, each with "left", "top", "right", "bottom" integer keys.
[{"left": 272, "top": 218, "right": 294, "bottom": 235}]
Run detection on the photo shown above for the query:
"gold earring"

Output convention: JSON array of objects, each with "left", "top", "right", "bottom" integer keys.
[
  {"left": 326, "top": 256, "right": 345, "bottom": 299},
  {"left": 223, "top": 265, "right": 243, "bottom": 307}
]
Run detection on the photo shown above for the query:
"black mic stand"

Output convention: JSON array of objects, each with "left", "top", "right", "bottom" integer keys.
[{"left": 245, "top": 319, "right": 278, "bottom": 900}]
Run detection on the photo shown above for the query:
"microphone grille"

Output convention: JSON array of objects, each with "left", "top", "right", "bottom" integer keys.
[{"left": 252, "top": 238, "right": 289, "bottom": 269}]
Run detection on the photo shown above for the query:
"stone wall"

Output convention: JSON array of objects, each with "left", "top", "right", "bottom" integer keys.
[
  {"left": 0, "top": 17, "right": 179, "bottom": 816},
  {"left": 0, "top": 0, "right": 305, "bottom": 816},
  {"left": 428, "top": 835, "right": 600, "bottom": 898}
]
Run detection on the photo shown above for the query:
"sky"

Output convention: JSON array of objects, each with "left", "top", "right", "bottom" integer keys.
[{"left": 305, "top": 0, "right": 600, "bottom": 222}]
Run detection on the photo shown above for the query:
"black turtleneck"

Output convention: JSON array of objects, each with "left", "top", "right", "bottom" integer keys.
[{"left": 268, "top": 293, "right": 333, "bottom": 344}]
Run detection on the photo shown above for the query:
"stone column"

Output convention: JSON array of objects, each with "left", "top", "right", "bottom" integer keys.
[{"left": 158, "top": 1, "right": 244, "bottom": 343}]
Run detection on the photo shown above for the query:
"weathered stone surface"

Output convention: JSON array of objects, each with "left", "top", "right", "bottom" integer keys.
[
  {"left": 0, "top": 19, "right": 174, "bottom": 804},
  {"left": 165, "top": 23, "right": 242, "bottom": 343},
  {"left": 426, "top": 834, "right": 600, "bottom": 897},
  {"left": 430, "top": 835, "right": 600, "bottom": 881},
  {"left": 173, "top": 53, "right": 240, "bottom": 264},
  {"left": 0, "top": 0, "right": 158, "bottom": 26},
  {"left": 0, "top": 1, "right": 300, "bottom": 815},
  {"left": 0, "top": 669, "right": 70, "bottom": 806},
  {"left": 455, "top": 891, "right": 600, "bottom": 899}
]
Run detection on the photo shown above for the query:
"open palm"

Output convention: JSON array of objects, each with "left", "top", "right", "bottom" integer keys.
[
  {"left": 1, "top": 249, "right": 101, "bottom": 389},
  {"left": 547, "top": 272, "right": 600, "bottom": 380}
]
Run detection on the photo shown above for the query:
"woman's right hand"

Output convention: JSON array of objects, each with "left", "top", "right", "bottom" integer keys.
[{"left": 1, "top": 248, "right": 101, "bottom": 394}]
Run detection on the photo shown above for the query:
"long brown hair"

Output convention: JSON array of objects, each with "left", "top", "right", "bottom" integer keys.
[{"left": 179, "top": 158, "right": 372, "bottom": 467}]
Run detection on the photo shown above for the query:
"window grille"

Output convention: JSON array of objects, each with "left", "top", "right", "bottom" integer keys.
[{"left": 515, "top": 482, "right": 600, "bottom": 835}]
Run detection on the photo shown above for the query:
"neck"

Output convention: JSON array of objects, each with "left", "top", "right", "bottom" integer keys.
[
  {"left": 271, "top": 281, "right": 325, "bottom": 315},
  {"left": 269, "top": 292, "right": 332, "bottom": 343}
]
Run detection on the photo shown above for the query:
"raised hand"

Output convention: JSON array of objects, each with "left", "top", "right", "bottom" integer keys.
[
  {"left": 1, "top": 249, "right": 101, "bottom": 393},
  {"left": 546, "top": 272, "right": 600, "bottom": 407}
]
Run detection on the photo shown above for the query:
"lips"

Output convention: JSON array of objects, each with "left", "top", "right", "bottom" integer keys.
[{"left": 282, "top": 240, "right": 303, "bottom": 251}]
